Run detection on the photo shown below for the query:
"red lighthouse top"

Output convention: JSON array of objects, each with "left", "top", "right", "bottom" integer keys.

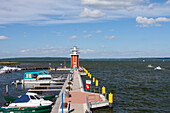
[{"left": 70, "top": 46, "right": 79, "bottom": 68}]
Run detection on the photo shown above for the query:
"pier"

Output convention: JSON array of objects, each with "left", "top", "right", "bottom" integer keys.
[
  {"left": 50, "top": 46, "right": 110, "bottom": 113},
  {"left": 51, "top": 69, "right": 109, "bottom": 113}
]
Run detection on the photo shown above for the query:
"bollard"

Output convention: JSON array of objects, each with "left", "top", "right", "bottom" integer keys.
[
  {"left": 102, "top": 86, "right": 105, "bottom": 95},
  {"left": 88, "top": 73, "right": 90, "bottom": 77},
  {"left": 89, "top": 74, "right": 91, "bottom": 79},
  {"left": 6, "top": 85, "right": 8, "bottom": 96},
  {"left": 93, "top": 77, "right": 95, "bottom": 84},
  {"left": 95, "top": 80, "right": 98, "bottom": 87},
  {"left": 109, "top": 92, "right": 113, "bottom": 107}
]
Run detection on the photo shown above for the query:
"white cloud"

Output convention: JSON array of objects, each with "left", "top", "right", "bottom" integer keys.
[
  {"left": 0, "top": 0, "right": 83, "bottom": 25},
  {"left": 80, "top": 8, "right": 105, "bottom": 18},
  {"left": 0, "top": 36, "right": 8, "bottom": 40},
  {"left": 166, "top": 0, "right": 170, "bottom": 4},
  {"left": 81, "top": 0, "right": 148, "bottom": 10},
  {"left": 156, "top": 17, "right": 170, "bottom": 22},
  {"left": 136, "top": 16, "right": 170, "bottom": 27},
  {"left": 0, "top": 26, "right": 5, "bottom": 28},
  {"left": 83, "top": 30, "right": 87, "bottom": 33},
  {"left": 0, "top": 0, "right": 170, "bottom": 25},
  {"left": 84, "top": 34, "right": 92, "bottom": 38},
  {"left": 19, "top": 46, "right": 69, "bottom": 57},
  {"left": 148, "top": 4, "right": 153, "bottom": 9},
  {"left": 69, "top": 35, "right": 77, "bottom": 39},
  {"left": 104, "top": 36, "right": 115, "bottom": 40},
  {"left": 96, "top": 30, "right": 102, "bottom": 33},
  {"left": 79, "top": 49, "right": 95, "bottom": 54},
  {"left": 20, "top": 49, "right": 29, "bottom": 53}
]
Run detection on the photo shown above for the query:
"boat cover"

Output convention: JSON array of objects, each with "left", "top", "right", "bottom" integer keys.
[{"left": 12, "top": 94, "right": 30, "bottom": 103}]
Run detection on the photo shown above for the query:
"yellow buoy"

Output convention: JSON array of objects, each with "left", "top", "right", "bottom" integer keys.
[
  {"left": 64, "top": 66, "right": 66, "bottom": 68},
  {"left": 102, "top": 86, "right": 105, "bottom": 94}
]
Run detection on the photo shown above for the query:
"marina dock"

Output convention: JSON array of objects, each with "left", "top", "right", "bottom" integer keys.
[{"left": 51, "top": 69, "right": 109, "bottom": 113}]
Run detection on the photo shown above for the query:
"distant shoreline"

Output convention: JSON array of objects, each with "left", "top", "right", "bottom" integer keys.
[{"left": 1, "top": 57, "right": 170, "bottom": 62}]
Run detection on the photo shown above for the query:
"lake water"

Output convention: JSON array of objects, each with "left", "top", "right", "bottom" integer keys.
[
  {"left": 80, "top": 61, "right": 170, "bottom": 113},
  {"left": 0, "top": 61, "right": 170, "bottom": 113}
]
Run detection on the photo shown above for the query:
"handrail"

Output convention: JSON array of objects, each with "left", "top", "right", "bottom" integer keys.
[{"left": 86, "top": 96, "right": 92, "bottom": 113}]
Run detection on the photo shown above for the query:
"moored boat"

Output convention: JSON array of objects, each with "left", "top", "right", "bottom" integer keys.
[
  {"left": 21, "top": 70, "right": 58, "bottom": 84},
  {"left": 0, "top": 105, "right": 52, "bottom": 113},
  {"left": 154, "top": 66, "right": 162, "bottom": 70},
  {"left": 1, "top": 92, "right": 53, "bottom": 113},
  {"left": 4, "top": 95, "right": 56, "bottom": 103}
]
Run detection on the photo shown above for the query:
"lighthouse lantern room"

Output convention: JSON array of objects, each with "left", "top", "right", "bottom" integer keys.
[{"left": 70, "top": 46, "right": 79, "bottom": 68}]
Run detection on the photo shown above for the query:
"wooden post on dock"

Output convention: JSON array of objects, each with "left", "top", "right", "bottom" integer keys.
[
  {"left": 6, "top": 85, "right": 8, "bottom": 96},
  {"left": 15, "top": 83, "right": 17, "bottom": 90}
]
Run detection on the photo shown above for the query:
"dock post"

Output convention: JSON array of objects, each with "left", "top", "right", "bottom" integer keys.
[
  {"left": 15, "top": 83, "right": 17, "bottom": 90},
  {"left": 6, "top": 85, "right": 8, "bottom": 96},
  {"left": 102, "top": 86, "right": 106, "bottom": 96},
  {"left": 93, "top": 77, "right": 95, "bottom": 84},
  {"left": 95, "top": 80, "right": 99, "bottom": 93},
  {"left": 109, "top": 92, "right": 113, "bottom": 107}
]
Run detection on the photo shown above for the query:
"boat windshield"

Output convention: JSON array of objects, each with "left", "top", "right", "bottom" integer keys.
[
  {"left": 38, "top": 78, "right": 51, "bottom": 80},
  {"left": 34, "top": 95, "right": 41, "bottom": 100},
  {"left": 30, "top": 95, "right": 36, "bottom": 100},
  {"left": 39, "top": 72, "right": 48, "bottom": 75}
]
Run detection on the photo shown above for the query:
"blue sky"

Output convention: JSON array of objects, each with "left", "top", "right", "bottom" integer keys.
[{"left": 0, "top": 0, "right": 170, "bottom": 58}]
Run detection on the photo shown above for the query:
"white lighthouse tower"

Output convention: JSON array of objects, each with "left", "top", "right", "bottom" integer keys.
[{"left": 70, "top": 46, "right": 79, "bottom": 68}]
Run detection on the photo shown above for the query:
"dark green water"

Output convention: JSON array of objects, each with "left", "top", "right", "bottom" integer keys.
[{"left": 0, "top": 61, "right": 170, "bottom": 113}]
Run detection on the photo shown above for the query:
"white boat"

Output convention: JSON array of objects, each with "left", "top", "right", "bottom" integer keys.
[
  {"left": 0, "top": 69, "right": 6, "bottom": 74},
  {"left": 21, "top": 70, "right": 58, "bottom": 84},
  {"left": 3, "top": 92, "right": 53, "bottom": 108},
  {"left": 154, "top": 66, "right": 162, "bottom": 70},
  {"left": 0, "top": 66, "right": 12, "bottom": 73}
]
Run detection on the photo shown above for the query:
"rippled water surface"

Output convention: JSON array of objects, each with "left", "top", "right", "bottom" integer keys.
[
  {"left": 0, "top": 61, "right": 170, "bottom": 113},
  {"left": 80, "top": 61, "right": 170, "bottom": 113}
]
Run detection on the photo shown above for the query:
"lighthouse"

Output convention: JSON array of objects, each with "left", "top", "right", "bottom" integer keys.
[{"left": 70, "top": 46, "right": 79, "bottom": 68}]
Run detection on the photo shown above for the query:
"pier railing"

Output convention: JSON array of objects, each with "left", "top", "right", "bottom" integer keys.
[
  {"left": 86, "top": 96, "right": 92, "bottom": 113},
  {"left": 86, "top": 94, "right": 109, "bottom": 109}
]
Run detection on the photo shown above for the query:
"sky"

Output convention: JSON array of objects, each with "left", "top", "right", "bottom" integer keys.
[{"left": 0, "top": 0, "right": 170, "bottom": 58}]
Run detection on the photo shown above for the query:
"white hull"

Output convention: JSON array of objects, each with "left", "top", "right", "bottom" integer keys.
[{"left": 21, "top": 79, "right": 58, "bottom": 84}]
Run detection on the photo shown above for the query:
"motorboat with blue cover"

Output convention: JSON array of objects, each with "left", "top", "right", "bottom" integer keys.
[
  {"left": 21, "top": 70, "right": 57, "bottom": 84},
  {"left": 0, "top": 92, "right": 53, "bottom": 112}
]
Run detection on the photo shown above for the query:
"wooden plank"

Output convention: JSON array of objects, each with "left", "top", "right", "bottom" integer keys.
[{"left": 28, "top": 89, "right": 61, "bottom": 92}]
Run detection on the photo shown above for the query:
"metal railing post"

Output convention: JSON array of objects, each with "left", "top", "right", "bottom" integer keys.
[{"left": 62, "top": 93, "right": 63, "bottom": 113}]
